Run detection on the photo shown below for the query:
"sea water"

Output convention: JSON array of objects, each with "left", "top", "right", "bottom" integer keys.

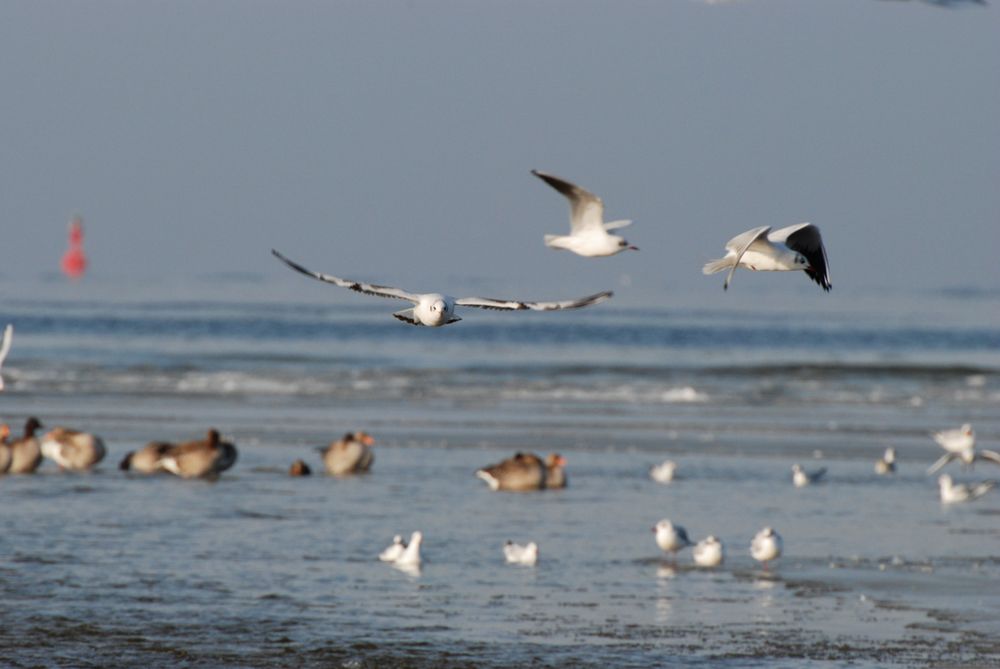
[{"left": 1, "top": 280, "right": 998, "bottom": 667}]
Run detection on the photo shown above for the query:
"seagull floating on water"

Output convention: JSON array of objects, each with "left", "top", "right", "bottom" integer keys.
[
  {"left": 390, "top": 531, "right": 423, "bottom": 570},
  {"left": 273, "top": 249, "right": 612, "bottom": 327},
  {"left": 875, "top": 447, "right": 897, "bottom": 475},
  {"left": 792, "top": 463, "right": 827, "bottom": 488},
  {"left": 692, "top": 536, "right": 725, "bottom": 567},
  {"left": 379, "top": 534, "right": 407, "bottom": 562},
  {"left": 938, "top": 474, "right": 996, "bottom": 504},
  {"left": 750, "top": 527, "right": 783, "bottom": 569},
  {"left": 652, "top": 519, "right": 693, "bottom": 557},
  {"left": 650, "top": 459, "right": 678, "bottom": 483},
  {"left": 532, "top": 170, "right": 638, "bottom": 257},
  {"left": 503, "top": 541, "right": 539, "bottom": 566},
  {"left": 0, "top": 324, "right": 13, "bottom": 391},
  {"left": 703, "top": 223, "right": 831, "bottom": 291},
  {"left": 927, "top": 424, "right": 1000, "bottom": 474}
]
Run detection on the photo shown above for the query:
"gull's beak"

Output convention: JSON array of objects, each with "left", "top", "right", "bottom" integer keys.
[{"left": 628, "top": 245, "right": 639, "bottom": 251}]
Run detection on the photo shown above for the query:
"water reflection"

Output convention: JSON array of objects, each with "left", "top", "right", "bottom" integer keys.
[{"left": 654, "top": 563, "right": 677, "bottom": 624}]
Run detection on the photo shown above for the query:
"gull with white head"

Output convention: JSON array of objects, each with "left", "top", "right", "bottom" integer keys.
[
  {"left": 273, "top": 250, "right": 612, "bottom": 327},
  {"left": 792, "top": 463, "right": 827, "bottom": 488},
  {"left": 652, "top": 519, "right": 693, "bottom": 558},
  {"left": 379, "top": 534, "right": 407, "bottom": 563},
  {"left": 703, "top": 223, "right": 831, "bottom": 291},
  {"left": 750, "top": 527, "right": 783, "bottom": 569},
  {"left": 938, "top": 474, "right": 996, "bottom": 504},
  {"left": 875, "top": 447, "right": 897, "bottom": 475},
  {"left": 390, "top": 531, "right": 423, "bottom": 574},
  {"left": 503, "top": 541, "right": 539, "bottom": 566},
  {"left": 927, "top": 424, "right": 1000, "bottom": 474},
  {"left": 532, "top": 170, "right": 638, "bottom": 257},
  {"left": 650, "top": 460, "right": 678, "bottom": 484},
  {"left": 692, "top": 536, "right": 725, "bottom": 567}
]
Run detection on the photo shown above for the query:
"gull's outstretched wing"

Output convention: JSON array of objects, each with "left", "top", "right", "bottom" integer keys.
[
  {"left": 456, "top": 290, "right": 612, "bottom": 312},
  {"left": 532, "top": 170, "right": 605, "bottom": 234},
  {"left": 723, "top": 226, "right": 771, "bottom": 291},
  {"left": 772, "top": 223, "right": 831, "bottom": 291},
  {"left": 977, "top": 449, "right": 1000, "bottom": 467},
  {"left": 0, "top": 324, "right": 12, "bottom": 367},
  {"left": 272, "top": 250, "right": 419, "bottom": 303},
  {"left": 603, "top": 219, "right": 633, "bottom": 231},
  {"left": 927, "top": 452, "right": 957, "bottom": 475}
]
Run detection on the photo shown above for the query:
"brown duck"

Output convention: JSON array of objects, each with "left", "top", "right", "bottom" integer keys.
[
  {"left": 476, "top": 452, "right": 546, "bottom": 491},
  {"left": 8, "top": 417, "right": 44, "bottom": 474},
  {"left": 119, "top": 441, "right": 174, "bottom": 473},
  {"left": 319, "top": 431, "right": 375, "bottom": 475},
  {"left": 0, "top": 423, "right": 12, "bottom": 473},
  {"left": 159, "top": 429, "right": 238, "bottom": 479},
  {"left": 40, "top": 427, "right": 106, "bottom": 471},
  {"left": 544, "top": 453, "right": 568, "bottom": 489}
]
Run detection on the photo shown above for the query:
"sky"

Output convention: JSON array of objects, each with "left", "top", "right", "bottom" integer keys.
[{"left": 1, "top": 0, "right": 998, "bottom": 307}]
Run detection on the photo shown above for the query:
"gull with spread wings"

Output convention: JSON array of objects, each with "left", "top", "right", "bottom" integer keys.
[
  {"left": 926, "top": 423, "right": 1000, "bottom": 474},
  {"left": 272, "top": 249, "right": 612, "bottom": 327},
  {"left": 703, "top": 223, "right": 831, "bottom": 291},
  {"left": 532, "top": 170, "right": 639, "bottom": 257}
]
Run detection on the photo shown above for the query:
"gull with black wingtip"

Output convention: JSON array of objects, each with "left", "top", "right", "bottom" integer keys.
[
  {"left": 703, "top": 223, "right": 831, "bottom": 291},
  {"left": 273, "top": 249, "right": 612, "bottom": 327}
]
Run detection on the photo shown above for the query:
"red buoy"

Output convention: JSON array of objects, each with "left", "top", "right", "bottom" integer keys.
[{"left": 61, "top": 215, "right": 87, "bottom": 280}]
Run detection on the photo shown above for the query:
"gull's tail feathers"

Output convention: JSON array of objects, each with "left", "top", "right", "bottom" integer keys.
[{"left": 702, "top": 256, "right": 732, "bottom": 275}]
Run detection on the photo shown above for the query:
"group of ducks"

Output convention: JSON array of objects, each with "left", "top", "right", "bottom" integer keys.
[
  {"left": 0, "top": 417, "right": 239, "bottom": 479},
  {"left": 0, "top": 419, "right": 380, "bottom": 481},
  {"left": 269, "top": 170, "right": 833, "bottom": 330},
  {"left": 0, "top": 418, "right": 106, "bottom": 475}
]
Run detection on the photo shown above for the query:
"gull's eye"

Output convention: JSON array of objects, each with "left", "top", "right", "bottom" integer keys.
[{"left": 619, "top": 240, "right": 627, "bottom": 247}]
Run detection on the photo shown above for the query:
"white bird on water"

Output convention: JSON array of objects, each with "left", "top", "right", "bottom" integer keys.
[
  {"left": 938, "top": 474, "right": 996, "bottom": 504},
  {"left": 692, "top": 536, "right": 725, "bottom": 567},
  {"left": 273, "top": 249, "right": 612, "bottom": 327},
  {"left": 649, "top": 459, "right": 678, "bottom": 483},
  {"left": 750, "top": 527, "right": 783, "bottom": 569},
  {"left": 927, "top": 424, "right": 1000, "bottom": 474},
  {"left": 388, "top": 531, "right": 422, "bottom": 572},
  {"left": 703, "top": 223, "right": 831, "bottom": 291},
  {"left": 0, "top": 324, "right": 13, "bottom": 391},
  {"left": 532, "top": 170, "right": 639, "bottom": 257},
  {"left": 792, "top": 463, "right": 827, "bottom": 488},
  {"left": 875, "top": 447, "right": 897, "bottom": 475},
  {"left": 503, "top": 541, "right": 539, "bottom": 566},
  {"left": 379, "top": 534, "right": 407, "bottom": 562},
  {"left": 652, "top": 519, "right": 693, "bottom": 557}
]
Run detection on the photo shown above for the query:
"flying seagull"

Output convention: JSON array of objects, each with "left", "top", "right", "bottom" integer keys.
[
  {"left": 926, "top": 424, "right": 1000, "bottom": 474},
  {"left": 272, "top": 249, "right": 612, "bottom": 327},
  {"left": 532, "top": 170, "right": 638, "bottom": 257},
  {"left": 703, "top": 223, "right": 831, "bottom": 291}
]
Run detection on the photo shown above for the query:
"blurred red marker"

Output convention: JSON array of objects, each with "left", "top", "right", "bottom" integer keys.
[{"left": 61, "top": 215, "right": 87, "bottom": 279}]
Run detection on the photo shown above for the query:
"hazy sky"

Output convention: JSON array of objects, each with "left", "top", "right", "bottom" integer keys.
[{"left": 2, "top": 0, "right": 998, "bottom": 306}]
